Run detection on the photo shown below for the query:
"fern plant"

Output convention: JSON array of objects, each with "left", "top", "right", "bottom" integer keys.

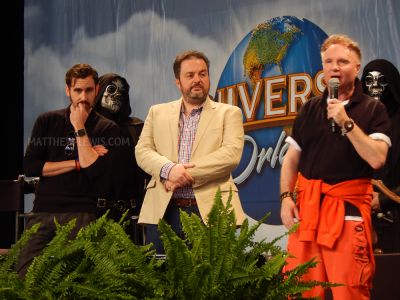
[
  {"left": 158, "top": 188, "right": 333, "bottom": 300},
  {"left": 0, "top": 190, "right": 333, "bottom": 299},
  {"left": 0, "top": 213, "right": 164, "bottom": 300},
  {"left": 0, "top": 222, "right": 40, "bottom": 299}
]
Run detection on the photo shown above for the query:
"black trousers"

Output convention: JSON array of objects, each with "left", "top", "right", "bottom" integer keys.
[{"left": 15, "top": 212, "right": 96, "bottom": 278}]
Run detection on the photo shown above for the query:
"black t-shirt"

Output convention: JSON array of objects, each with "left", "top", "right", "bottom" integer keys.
[
  {"left": 24, "top": 107, "right": 119, "bottom": 213},
  {"left": 291, "top": 79, "right": 391, "bottom": 185}
]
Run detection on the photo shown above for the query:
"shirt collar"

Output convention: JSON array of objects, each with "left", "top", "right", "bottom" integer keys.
[{"left": 180, "top": 102, "right": 204, "bottom": 115}]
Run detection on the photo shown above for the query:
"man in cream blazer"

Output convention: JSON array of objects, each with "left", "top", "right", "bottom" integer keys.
[{"left": 135, "top": 50, "right": 245, "bottom": 252}]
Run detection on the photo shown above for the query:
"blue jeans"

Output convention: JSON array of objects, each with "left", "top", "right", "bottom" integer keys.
[{"left": 145, "top": 203, "right": 201, "bottom": 254}]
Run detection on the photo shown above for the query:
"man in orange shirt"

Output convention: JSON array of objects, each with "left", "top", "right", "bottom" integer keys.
[{"left": 280, "top": 34, "right": 391, "bottom": 299}]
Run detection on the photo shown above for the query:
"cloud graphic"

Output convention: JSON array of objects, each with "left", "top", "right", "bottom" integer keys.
[{"left": 24, "top": 9, "right": 229, "bottom": 143}]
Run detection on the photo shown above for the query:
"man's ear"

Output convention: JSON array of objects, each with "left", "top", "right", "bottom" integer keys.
[
  {"left": 65, "top": 84, "right": 70, "bottom": 97},
  {"left": 175, "top": 78, "right": 181, "bottom": 90},
  {"left": 95, "top": 84, "right": 100, "bottom": 96},
  {"left": 354, "top": 60, "right": 361, "bottom": 75}
]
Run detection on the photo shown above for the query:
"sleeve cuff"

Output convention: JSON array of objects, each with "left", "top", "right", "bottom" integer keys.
[
  {"left": 285, "top": 136, "right": 302, "bottom": 152},
  {"left": 160, "top": 162, "right": 175, "bottom": 180},
  {"left": 369, "top": 133, "right": 392, "bottom": 147}
]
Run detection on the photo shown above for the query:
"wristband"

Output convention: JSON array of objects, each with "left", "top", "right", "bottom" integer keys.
[
  {"left": 280, "top": 191, "right": 293, "bottom": 203},
  {"left": 75, "top": 159, "right": 81, "bottom": 171}
]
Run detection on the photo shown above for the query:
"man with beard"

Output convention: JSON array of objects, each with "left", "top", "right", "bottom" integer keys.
[
  {"left": 16, "top": 64, "right": 119, "bottom": 277},
  {"left": 135, "top": 50, "right": 246, "bottom": 253},
  {"left": 94, "top": 73, "right": 149, "bottom": 244},
  {"left": 361, "top": 59, "right": 400, "bottom": 253}
]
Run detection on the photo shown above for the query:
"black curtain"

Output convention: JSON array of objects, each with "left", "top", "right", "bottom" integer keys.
[
  {"left": 1, "top": 0, "right": 23, "bottom": 180},
  {"left": 0, "top": 0, "right": 24, "bottom": 248}
]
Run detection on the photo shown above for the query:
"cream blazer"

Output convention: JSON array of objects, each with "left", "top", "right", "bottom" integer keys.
[{"left": 135, "top": 97, "right": 246, "bottom": 225}]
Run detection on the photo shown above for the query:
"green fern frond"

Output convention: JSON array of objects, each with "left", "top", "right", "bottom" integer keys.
[
  {"left": 0, "top": 188, "right": 335, "bottom": 299},
  {"left": 180, "top": 210, "right": 206, "bottom": 259},
  {"left": 158, "top": 219, "right": 194, "bottom": 298},
  {"left": 24, "top": 218, "right": 78, "bottom": 295},
  {"left": 0, "top": 223, "right": 40, "bottom": 300}
]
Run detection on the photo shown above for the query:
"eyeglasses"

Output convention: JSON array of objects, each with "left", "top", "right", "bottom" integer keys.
[{"left": 65, "top": 134, "right": 76, "bottom": 156}]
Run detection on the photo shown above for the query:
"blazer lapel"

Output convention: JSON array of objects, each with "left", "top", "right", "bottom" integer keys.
[
  {"left": 192, "top": 98, "right": 216, "bottom": 155},
  {"left": 168, "top": 99, "right": 182, "bottom": 162}
]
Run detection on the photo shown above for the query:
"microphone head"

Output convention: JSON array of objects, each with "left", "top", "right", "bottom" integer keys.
[
  {"left": 328, "top": 78, "right": 340, "bottom": 99},
  {"left": 328, "top": 77, "right": 340, "bottom": 88}
]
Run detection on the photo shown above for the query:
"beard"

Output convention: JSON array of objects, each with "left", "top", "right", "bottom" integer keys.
[
  {"left": 70, "top": 97, "right": 92, "bottom": 112},
  {"left": 183, "top": 85, "right": 208, "bottom": 104}
]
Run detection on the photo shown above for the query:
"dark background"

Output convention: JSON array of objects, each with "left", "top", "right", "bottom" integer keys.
[
  {"left": 0, "top": 0, "right": 24, "bottom": 248},
  {"left": 3, "top": 1, "right": 24, "bottom": 180}
]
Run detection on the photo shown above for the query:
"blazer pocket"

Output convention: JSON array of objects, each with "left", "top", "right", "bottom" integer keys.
[
  {"left": 146, "top": 178, "right": 156, "bottom": 190},
  {"left": 218, "top": 181, "right": 239, "bottom": 193}
]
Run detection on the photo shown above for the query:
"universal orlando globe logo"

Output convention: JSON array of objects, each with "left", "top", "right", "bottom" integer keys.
[{"left": 216, "top": 16, "right": 328, "bottom": 224}]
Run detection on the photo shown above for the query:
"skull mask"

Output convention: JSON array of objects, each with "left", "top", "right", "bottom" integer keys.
[
  {"left": 100, "top": 78, "right": 127, "bottom": 113},
  {"left": 364, "top": 71, "right": 388, "bottom": 100}
]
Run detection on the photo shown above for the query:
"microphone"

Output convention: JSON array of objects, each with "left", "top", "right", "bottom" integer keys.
[{"left": 328, "top": 78, "right": 340, "bottom": 133}]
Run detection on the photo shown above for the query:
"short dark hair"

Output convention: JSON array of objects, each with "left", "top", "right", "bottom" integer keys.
[
  {"left": 173, "top": 50, "right": 210, "bottom": 79},
  {"left": 65, "top": 63, "right": 99, "bottom": 87}
]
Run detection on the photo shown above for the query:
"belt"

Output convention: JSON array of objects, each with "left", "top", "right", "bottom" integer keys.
[
  {"left": 170, "top": 198, "right": 197, "bottom": 207},
  {"left": 97, "top": 198, "right": 137, "bottom": 212}
]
